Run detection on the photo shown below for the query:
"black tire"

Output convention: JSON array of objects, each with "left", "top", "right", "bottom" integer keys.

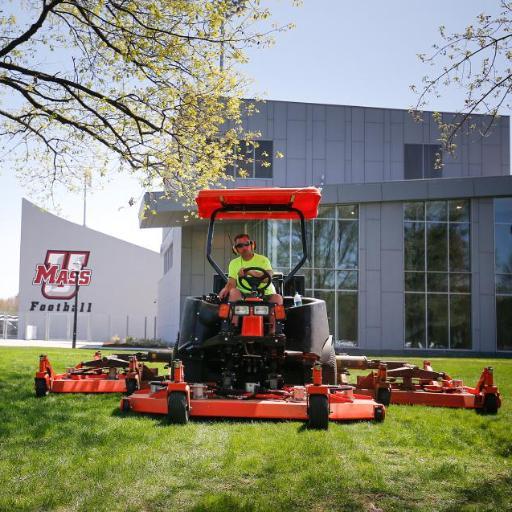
[
  {"left": 374, "top": 406, "right": 385, "bottom": 422},
  {"left": 308, "top": 394, "right": 329, "bottom": 430},
  {"left": 482, "top": 393, "right": 499, "bottom": 414},
  {"left": 167, "top": 392, "right": 189, "bottom": 424},
  {"left": 35, "top": 378, "right": 48, "bottom": 397},
  {"left": 125, "top": 378, "right": 138, "bottom": 395},
  {"left": 376, "top": 387, "right": 391, "bottom": 406},
  {"left": 320, "top": 338, "right": 336, "bottom": 385},
  {"left": 120, "top": 398, "right": 131, "bottom": 413}
]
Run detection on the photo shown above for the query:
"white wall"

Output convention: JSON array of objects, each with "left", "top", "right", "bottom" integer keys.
[
  {"left": 18, "top": 199, "right": 160, "bottom": 342},
  {"left": 156, "top": 227, "right": 182, "bottom": 343}
]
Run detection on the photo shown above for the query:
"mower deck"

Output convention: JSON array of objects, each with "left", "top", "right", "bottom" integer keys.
[
  {"left": 121, "top": 361, "right": 385, "bottom": 428},
  {"left": 34, "top": 352, "right": 162, "bottom": 396},
  {"left": 347, "top": 360, "right": 501, "bottom": 413}
]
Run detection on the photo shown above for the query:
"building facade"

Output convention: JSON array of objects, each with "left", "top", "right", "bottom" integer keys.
[
  {"left": 142, "top": 100, "right": 512, "bottom": 355},
  {"left": 18, "top": 200, "right": 160, "bottom": 342}
]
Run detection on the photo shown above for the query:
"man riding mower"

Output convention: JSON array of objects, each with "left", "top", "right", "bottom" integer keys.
[{"left": 121, "top": 187, "right": 385, "bottom": 428}]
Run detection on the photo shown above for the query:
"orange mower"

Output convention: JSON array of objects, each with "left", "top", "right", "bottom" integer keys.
[
  {"left": 34, "top": 350, "right": 171, "bottom": 396},
  {"left": 336, "top": 356, "right": 501, "bottom": 413},
  {"left": 121, "top": 187, "right": 385, "bottom": 429}
]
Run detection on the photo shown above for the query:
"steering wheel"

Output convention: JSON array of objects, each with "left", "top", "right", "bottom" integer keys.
[{"left": 238, "top": 266, "right": 272, "bottom": 294}]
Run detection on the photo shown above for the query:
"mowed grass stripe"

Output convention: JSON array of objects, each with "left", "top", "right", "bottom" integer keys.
[{"left": 0, "top": 348, "right": 510, "bottom": 511}]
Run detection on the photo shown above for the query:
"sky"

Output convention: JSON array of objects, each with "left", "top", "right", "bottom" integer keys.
[{"left": 0, "top": 0, "right": 508, "bottom": 298}]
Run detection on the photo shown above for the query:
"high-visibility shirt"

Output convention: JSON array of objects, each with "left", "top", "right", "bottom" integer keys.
[{"left": 228, "top": 253, "right": 276, "bottom": 295}]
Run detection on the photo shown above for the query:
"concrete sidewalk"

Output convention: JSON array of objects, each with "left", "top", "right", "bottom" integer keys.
[{"left": 0, "top": 339, "right": 103, "bottom": 349}]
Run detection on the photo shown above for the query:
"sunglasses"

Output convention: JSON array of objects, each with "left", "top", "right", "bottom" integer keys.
[{"left": 235, "top": 241, "right": 252, "bottom": 249}]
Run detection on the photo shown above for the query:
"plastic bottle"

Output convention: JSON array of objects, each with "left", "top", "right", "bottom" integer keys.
[{"left": 293, "top": 291, "right": 302, "bottom": 307}]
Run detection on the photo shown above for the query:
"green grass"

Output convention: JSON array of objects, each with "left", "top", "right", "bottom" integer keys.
[{"left": 0, "top": 348, "right": 510, "bottom": 512}]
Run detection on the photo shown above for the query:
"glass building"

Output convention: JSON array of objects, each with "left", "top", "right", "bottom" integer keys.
[{"left": 142, "top": 100, "right": 512, "bottom": 355}]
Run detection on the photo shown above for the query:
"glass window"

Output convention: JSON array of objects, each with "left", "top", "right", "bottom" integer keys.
[
  {"left": 404, "top": 144, "right": 442, "bottom": 180},
  {"left": 495, "top": 224, "right": 512, "bottom": 274},
  {"left": 268, "top": 204, "right": 359, "bottom": 346},
  {"left": 405, "top": 272, "right": 425, "bottom": 292},
  {"left": 254, "top": 141, "right": 273, "bottom": 178},
  {"left": 337, "top": 205, "right": 358, "bottom": 220},
  {"left": 496, "top": 274, "right": 512, "bottom": 294},
  {"left": 301, "top": 268, "right": 313, "bottom": 289},
  {"left": 449, "top": 224, "right": 470, "bottom": 272},
  {"left": 318, "top": 205, "right": 336, "bottom": 219},
  {"left": 404, "top": 222, "right": 425, "bottom": 270},
  {"left": 424, "top": 144, "right": 443, "bottom": 179},
  {"left": 314, "top": 220, "right": 336, "bottom": 268},
  {"left": 450, "top": 273, "right": 471, "bottom": 293},
  {"left": 495, "top": 198, "right": 512, "bottom": 223},
  {"left": 427, "top": 294, "right": 449, "bottom": 349},
  {"left": 427, "top": 272, "right": 448, "bottom": 293},
  {"left": 404, "top": 202, "right": 425, "bottom": 221},
  {"left": 427, "top": 223, "right": 448, "bottom": 271},
  {"left": 404, "top": 144, "right": 423, "bottom": 180},
  {"left": 449, "top": 200, "right": 470, "bottom": 222},
  {"left": 450, "top": 295, "right": 471, "bottom": 349},
  {"left": 426, "top": 201, "right": 447, "bottom": 222},
  {"left": 337, "top": 220, "right": 358, "bottom": 269},
  {"left": 268, "top": 220, "right": 291, "bottom": 269},
  {"left": 405, "top": 293, "right": 425, "bottom": 348},
  {"left": 291, "top": 220, "right": 313, "bottom": 268},
  {"left": 228, "top": 140, "right": 273, "bottom": 178},
  {"left": 495, "top": 197, "right": 512, "bottom": 351},
  {"left": 314, "top": 269, "right": 335, "bottom": 290},
  {"left": 496, "top": 296, "right": 512, "bottom": 351},
  {"left": 404, "top": 199, "right": 471, "bottom": 350},
  {"left": 337, "top": 292, "right": 358, "bottom": 343},
  {"left": 336, "top": 271, "right": 358, "bottom": 290}
]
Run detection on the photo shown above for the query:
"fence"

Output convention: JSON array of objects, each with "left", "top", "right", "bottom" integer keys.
[
  {"left": 17, "top": 313, "right": 158, "bottom": 342},
  {"left": 0, "top": 314, "right": 19, "bottom": 339}
]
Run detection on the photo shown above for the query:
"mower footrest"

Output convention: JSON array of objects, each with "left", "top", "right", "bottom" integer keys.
[
  {"left": 51, "top": 375, "right": 127, "bottom": 393},
  {"left": 390, "top": 390, "right": 478, "bottom": 408}
]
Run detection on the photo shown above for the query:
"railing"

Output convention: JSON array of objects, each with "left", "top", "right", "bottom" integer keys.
[
  {"left": 0, "top": 314, "right": 19, "bottom": 339},
  {"left": 17, "top": 312, "right": 157, "bottom": 342}
]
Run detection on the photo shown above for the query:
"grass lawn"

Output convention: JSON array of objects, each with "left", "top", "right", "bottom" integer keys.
[{"left": 0, "top": 347, "right": 510, "bottom": 512}]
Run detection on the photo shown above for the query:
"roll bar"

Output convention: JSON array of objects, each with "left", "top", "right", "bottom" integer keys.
[{"left": 206, "top": 204, "right": 308, "bottom": 286}]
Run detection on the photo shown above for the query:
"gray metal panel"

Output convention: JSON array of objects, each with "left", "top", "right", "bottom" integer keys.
[
  {"left": 381, "top": 251, "right": 403, "bottom": 293},
  {"left": 381, "top": 292, "right": 405, "bottom": 350},
  {"left": 381, "top": 180, "right": 428, "bottom": 201},
  {"left": 474, "top": 198, "right": 497, "bottom": 352},
  {"left": 380, "top": 203, "right": 403, "bottom": 251},
  {"left": 427, "top": 178, "right": 474, "bottom": 198}
]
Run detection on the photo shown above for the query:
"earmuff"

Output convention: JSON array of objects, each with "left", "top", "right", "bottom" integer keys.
[{"left": 232, "top": 240, "right": 256, "bottom": 255}]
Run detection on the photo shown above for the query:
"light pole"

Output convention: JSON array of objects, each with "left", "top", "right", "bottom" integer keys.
[{"left": 72, "top": 264, "right": 82, "bottom": 349}]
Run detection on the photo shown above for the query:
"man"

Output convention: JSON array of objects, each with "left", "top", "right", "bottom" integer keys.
[{"left": 218, "top": 233, "right": 283, "bottom": 332}]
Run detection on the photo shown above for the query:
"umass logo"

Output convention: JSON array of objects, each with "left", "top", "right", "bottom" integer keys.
[{"left": 33, "top": 250, "right": 92, "bottom": 300}]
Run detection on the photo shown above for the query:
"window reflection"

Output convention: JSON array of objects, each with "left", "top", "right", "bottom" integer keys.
[
  {"left": 495, "top": 198, "right": 512, "bottom": 350},
  {"left": 404, "top": 200, "right": 471, "bottom": 350},
  {"left": 337, "top": 221, "right": 358, "bottom": 269},
  {"left": 268, "top": 204, "right": 359, "bottom": 346},
  {"left": 405, "top": 294, "right": 425, "bottom": 348},
  {"left": 404, "top": 222, "right": 425, "bottom": 270}
]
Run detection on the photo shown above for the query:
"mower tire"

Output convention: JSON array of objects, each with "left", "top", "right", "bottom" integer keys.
[
  {"left": 320, "top": 338, "right": 336, "bottom": 385},
  {"left": 167, "top": 392, "right": 189, "bottom": 424},
  {"left": 374, "top": 405, "right": 385, "bottom": 422},
  {"left": 308, "top": 394, "right": 329, "bottom": 430},
  {"left": 35, "top": 378, "right": 49, "bottom": 397},
  {"left": 481, "top": 393, "right": 499, "bottom": 414},
  {"left": 125, "top": 378, "right": 138, "bottom": 395},
  {"left": 120, "top": 398, "right": 131, "bottom": 413},
  {"left": 376, "top": 387, "right": 391, "bottom": 406}
]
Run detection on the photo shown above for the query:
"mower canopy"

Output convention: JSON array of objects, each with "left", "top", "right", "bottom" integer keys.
[{"left": 195, "top": 186, "right": 321, "bottom": 220}]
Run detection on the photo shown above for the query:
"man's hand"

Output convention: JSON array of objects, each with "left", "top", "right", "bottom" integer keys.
[
  {"left": 218, "top": 287, "right": 229, "bottom": 300},
  {"left": 237, "top": 268, "right": 246, "bottom": 277}
]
